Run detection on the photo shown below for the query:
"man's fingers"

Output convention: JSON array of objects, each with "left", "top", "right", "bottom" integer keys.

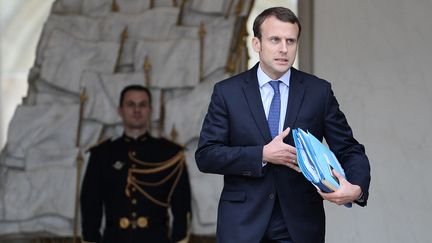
[
  {"left": 278, "top": 127, "right": 291, "bottom": 139},
  {"left": 332, "top": 169, "right": 340, "bottom": 177},
  {"left": 286, "top": 162, "right": 301, "bottom": 173},
  {"left": 332, "top": 169, "right": 345, "bottom": 181}
]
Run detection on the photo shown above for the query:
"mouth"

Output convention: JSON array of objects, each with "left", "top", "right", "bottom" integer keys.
[{"left": 275, "top": 58, "right": 289, "bottom": 64}]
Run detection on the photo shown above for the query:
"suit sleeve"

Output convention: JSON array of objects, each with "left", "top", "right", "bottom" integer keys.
[
  {"left": 195, "top": 83, "right": 265, "bottom": 178},
  {"left": 170, "top": 159, "right": 192, "bottom": 242},
  {"left": 80, "top": 149, "right": 104, "bottom": 242},
  {"left": 323, "top": 85, "right": 371, "bottom": 206}
]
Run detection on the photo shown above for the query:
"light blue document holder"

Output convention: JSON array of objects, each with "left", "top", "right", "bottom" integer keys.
[{"left": 293, "top": 128, "right": 352, "bottom": 208}]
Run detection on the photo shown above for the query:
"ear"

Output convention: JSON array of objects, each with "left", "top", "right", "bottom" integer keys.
[{"left": 252, "top": 37, "right": 261, "bottom": 53}]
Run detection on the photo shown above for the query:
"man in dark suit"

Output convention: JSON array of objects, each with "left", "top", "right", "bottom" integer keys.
[
  {"left": 195, "top": 7, "right": 370, "bottom": 243},
  {"left": 80, "top": 85, "right": 191, "bottom": 243}
]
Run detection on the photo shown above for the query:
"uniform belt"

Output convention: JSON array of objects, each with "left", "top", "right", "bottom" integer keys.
[{"left": 119, "top": 216, "right": 149, "bottom": 229}]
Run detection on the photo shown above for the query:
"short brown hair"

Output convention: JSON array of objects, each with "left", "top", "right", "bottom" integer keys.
[
  {"left": 253, "top": 7, "right": 301, "bottom": 40},
  {"left": 119, "top": 85, "right": 152, "bottom": 107}
]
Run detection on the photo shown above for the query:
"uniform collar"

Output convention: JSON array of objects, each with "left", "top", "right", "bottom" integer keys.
[{"left": 122, "top": 132, "right": 149, "bottom": 143}]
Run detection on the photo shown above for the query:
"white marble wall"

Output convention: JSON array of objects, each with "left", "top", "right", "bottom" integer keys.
[
  {"left": 0, "top": 0, "right": 55, "bottom": 148},
  {"left": 314, "top": 1, "right": 432, "bottom": 242}
]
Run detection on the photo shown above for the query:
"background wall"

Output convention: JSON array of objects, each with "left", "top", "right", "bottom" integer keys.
[
  {"left": 314, "top": 1, "right": 432, "bottom": 242},
  {"left": 0, "top": 0, "right": 54, "bottom": 148}
]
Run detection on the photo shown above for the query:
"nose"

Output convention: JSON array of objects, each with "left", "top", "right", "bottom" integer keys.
[
  {"left": 133, "top": 105, "right": 141, "bottom": 113},
  {"left": 280, "top": 42, "right": 288, "bottom": 53}
]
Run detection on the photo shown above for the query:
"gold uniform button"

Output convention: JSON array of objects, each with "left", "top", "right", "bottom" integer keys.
[
  {"left": 132, "top": 199, "right": 137, "bottom": 204},
  {"left": 137, "top": 217, "right": 148, "bottom": 228},
  {"left": 119, "top": 217, "right": 130, "bottom": 229},
  {"left": 132, "top": 212, "right": 137, "bottom": 217}
]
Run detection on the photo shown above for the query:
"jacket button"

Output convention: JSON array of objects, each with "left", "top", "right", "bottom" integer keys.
[{"left": 269, "top": 193, "right": 275, "bottom": 200}]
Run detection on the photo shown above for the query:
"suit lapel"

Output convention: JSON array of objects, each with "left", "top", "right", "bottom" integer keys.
[
  {"left": 242, "top": 65, "right": 272, "bottom": 142},
  {"left": 283, "top": 68, "right": 306, "bottom": 130}
]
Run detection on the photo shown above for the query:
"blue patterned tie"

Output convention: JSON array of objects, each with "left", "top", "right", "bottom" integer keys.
[{"left": 268, "top": 81, "right": 281, "bottom": 138}]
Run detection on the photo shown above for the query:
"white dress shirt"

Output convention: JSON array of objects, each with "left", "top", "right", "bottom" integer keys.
[{"left": 257, "top": 65, "right": 291, "bottom": 136}]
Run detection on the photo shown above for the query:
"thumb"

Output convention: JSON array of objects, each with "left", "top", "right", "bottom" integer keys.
[
  {"left": 278, "top": 127, "right": 291, "bottom": 140},
  {"left": 332, "top": 169, "right": 346, "bottom": 183}
]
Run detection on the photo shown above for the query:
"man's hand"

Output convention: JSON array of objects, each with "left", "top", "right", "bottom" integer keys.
[
  {"left": 318, "top": 169, "right": 362, "bottom": 205},
  {"left": 263, "top": 127, "right": 300, "bottom": 172}
]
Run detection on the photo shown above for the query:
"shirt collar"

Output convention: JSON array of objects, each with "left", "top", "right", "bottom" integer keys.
[{"left": 257, "top": 64, "right": 291, "bottom": 88}]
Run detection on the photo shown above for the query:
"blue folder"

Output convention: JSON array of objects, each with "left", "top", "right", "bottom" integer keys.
[{"left": 292, "top": 128, "right": 352, "bottom": 208}]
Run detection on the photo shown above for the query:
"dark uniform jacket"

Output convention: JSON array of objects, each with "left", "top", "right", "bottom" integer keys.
[{"left": 81, "top": 133, "right": 191, "bottom": 243}]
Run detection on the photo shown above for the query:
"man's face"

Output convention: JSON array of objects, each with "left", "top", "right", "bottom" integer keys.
[
  {"left": 118, "top": 90, "right": 151, "bottom": 131},
  {"left": 252, "top": 16, "right": 299, "bottom": 80}
]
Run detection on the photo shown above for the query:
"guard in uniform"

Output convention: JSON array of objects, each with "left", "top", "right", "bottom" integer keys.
[{"left": 80, "top": 85, "right": 191, "bottom": 243}]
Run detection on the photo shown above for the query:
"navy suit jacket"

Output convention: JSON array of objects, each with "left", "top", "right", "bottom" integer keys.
[{"left": 195, "top": 64, "right": 370, "bottom": 243}]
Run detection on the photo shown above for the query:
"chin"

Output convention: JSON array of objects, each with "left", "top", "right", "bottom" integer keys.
[
  {"left": 277, "top": 67, "right": 291, "bottom": 74},
  {"left": 128, "top": 124, "right": 146, "bottom": 129},
  {"left": 272, "top": 68, "right": 288, "bottom": 76}
]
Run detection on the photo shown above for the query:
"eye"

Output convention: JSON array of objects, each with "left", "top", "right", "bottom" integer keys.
[
  {"left": 139, "top": 102, "right": 149, "bottom": 108},
  {"left": 269, "top": 37, "right": 280, "bottom": 43},
  {"left": 125, "top": 102, "right": 135, "bottom": 108},
  {"left": 286, "top": 38, "right": 297, "bottom": 45}
]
